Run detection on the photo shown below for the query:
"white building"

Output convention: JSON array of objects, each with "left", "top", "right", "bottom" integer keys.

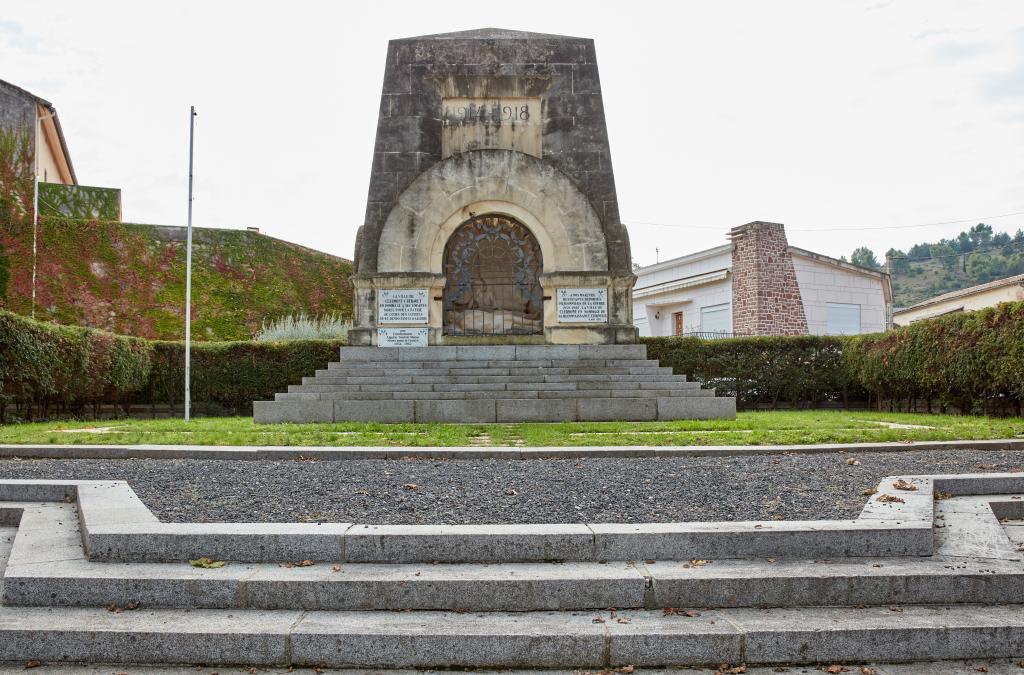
[{"left": 633, "top": 221, "right": 891, "bottom": 337}]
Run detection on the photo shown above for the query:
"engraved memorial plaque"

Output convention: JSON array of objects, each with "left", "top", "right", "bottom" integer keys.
[
  {"left": 377, "top": 327, "right": 429, "bottom": 347},
  {"left": 378, "top": 289, "right": 429, "bottom": 324},
  {"left": 556, "top": 288, "right": 608, "bottom": 323}
]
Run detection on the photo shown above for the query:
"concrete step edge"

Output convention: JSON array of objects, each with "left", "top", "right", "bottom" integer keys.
[{"left": 0, "top": 604, "right": 1021, "bottom": 666}]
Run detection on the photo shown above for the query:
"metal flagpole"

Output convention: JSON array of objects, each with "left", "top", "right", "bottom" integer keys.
[{"left": 185, "top": 106, "right": 196, "bottom": 421}]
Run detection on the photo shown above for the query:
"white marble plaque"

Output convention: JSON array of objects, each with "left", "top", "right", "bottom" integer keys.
[
  {"left": 378, "top": 289, "right": 429, "bottom": 324},
  {"left": 557, "top": 288, "right": 608, "bottom": 323},
  {"left": 377, "top": 328, "right": 428, "bottom": 347}
]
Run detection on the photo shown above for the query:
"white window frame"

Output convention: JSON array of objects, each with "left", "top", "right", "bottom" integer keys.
[
  {"left": 826, "top": 302, "right": 861, "bottom": 335},
  {"left": 700, "top": 303, "right": 731, "bottom": 336}
]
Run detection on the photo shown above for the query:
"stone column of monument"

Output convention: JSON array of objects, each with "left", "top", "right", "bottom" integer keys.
[{"left": 348, "top": 28, "right": 638, "bottom": 347}]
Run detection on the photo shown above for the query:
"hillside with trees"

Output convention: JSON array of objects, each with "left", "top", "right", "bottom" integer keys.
[{"left": 848, "top": 223, "right": 1024, "bottom": 308}]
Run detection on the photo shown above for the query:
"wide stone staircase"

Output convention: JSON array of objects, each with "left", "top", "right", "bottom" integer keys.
[
  {"left": 0, "top": 474, "right": 1023, "bottom": 668},
  {"left": 254, "top": 344, "right": 736, "bottom": 423}
]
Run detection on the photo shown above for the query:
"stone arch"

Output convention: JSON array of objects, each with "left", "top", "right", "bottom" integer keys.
[{"left": 375, "top": 149, "right": 609, "bottom": 275}]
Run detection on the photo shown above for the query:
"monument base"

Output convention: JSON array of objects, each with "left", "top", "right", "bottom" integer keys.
[{"left": 254, "top": 344, "right": 735, "bottom": 423}]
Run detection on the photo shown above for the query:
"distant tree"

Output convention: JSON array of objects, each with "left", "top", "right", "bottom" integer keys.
[
  {"left": 967, "top": 253, "right": 994, "bottom": 283},
  {"left": 851, "top": 246, "right": 881, "bottom": 269},
  {"left": 885, "top": 248, "right": 909, "bottom": 274},
  {"left": 956, "top": 232, "right": 974, "bottom": 253},
  {"left": 1006, "top": 253, "right": 1024, "bottom": 276},
  {"left": 968, "top": 223, "right": 994, "bottom": 248},
  {"left": 0, "top": 242, "right": 8, "bottom": 301},
  {"left": 930, "top": 242, "right": 958, "bottom": 271},
  {"left": 908, "top": 243, "right": 931, "bottom": 260}
]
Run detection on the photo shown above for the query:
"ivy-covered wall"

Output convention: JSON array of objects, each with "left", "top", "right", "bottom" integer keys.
[
  {"left": 0, "top": 217, "right": 353, "bottom": 341},
  {"left": 38, "top": 183, "right": 121, "bottom": 220},
  {"left": 0, "top": 124, "right": 33, "bottom": 227}
]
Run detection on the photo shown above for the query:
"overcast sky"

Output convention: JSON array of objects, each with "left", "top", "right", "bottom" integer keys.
[{"left": 3, "top": 0, "right": 1023, "bottom": 266}]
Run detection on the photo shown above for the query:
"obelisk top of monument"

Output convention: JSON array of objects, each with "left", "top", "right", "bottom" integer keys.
[{"left": 397, "top": 27, "right": 586, "bottom": 41}]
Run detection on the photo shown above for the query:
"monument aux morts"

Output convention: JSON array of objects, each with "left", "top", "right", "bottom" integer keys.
[{"left": 255, "top": 28, "right": 736, "bottom": 423}]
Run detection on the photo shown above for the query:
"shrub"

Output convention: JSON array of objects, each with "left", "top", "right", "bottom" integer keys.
[
  {"left": 643, "top": 335, "right": 862, "bottom": 410},
  {"left": 0, "top": 309, "right": 343, "bottom": 419},
  {"left": 255, "top": 313, "right": 349, "bottom": 341},
  {"left": 0, "top": 310, "right": 151, "bottom": 420},
  {"left": 845, "top": 301, "right": 1024, "bottom": 414}
]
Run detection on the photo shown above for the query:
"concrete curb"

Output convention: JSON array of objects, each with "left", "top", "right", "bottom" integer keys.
[
  {"left": 4, "top": 473, "right": 1022, "bottom": 563},
  {"left": 1, "top": 437, "right": 1023, "bottom": 461}
]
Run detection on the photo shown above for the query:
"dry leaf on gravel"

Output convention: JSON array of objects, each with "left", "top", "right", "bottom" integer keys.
[
  {"left": 189, "top": 557, "right": 225, "bottom": 569},
  {"left": 846, "top": 458, "right": 860, "bottom": 466},
  {"left": 504, "top": 489, "right": 517, "bottom": 496},
  {"left": 862, "top": 487, "right": 877, "bottom": 496},
  {"left": 402, "top": 483, "right": 418, "bottom": 490}
]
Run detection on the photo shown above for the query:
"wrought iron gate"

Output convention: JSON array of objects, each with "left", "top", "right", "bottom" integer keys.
[{"left": 443, "top": 215, "right": 544, "bottom": 336}]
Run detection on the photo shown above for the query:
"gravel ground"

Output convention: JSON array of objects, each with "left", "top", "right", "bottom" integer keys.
[{"left": 0, "top": 449, "right": 1021, "bottom": 524}]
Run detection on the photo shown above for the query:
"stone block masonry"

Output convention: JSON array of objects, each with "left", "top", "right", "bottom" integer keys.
[
  {"left": 729, "top": 221, "right": 809, "bottom": 335},
  {"left": 255, "top": 344, "right": 737, "bottom": 422}
]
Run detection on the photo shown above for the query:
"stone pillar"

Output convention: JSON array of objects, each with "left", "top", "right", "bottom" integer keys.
[{"left": 729, "top": 221, "right": 808, "bottom": 336}]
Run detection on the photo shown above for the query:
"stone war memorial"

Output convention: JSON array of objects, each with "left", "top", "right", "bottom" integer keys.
[{"left": 256, "top": 28, "right": 735, "bottom": 424}]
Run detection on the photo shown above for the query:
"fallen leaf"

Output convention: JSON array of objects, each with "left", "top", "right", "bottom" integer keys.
[
  {"left": 823, "top": 666, "right": 850, "bottom": 674},
  {"left": 24, "top": 661, "right": 41, "bottom": 669},
  {"left": 934, "top": 490, "right": 954, "bottom": 500},
  {"left": 616, "top": 617, "right": 631, "bottom": 624},
  {"left": 859, "top": 668, "right": 878, "bottom": 675},
  {"left": 592, "top": 616, "right": 606, "bottom": 623},
  {"left": 892, "top": 479, "right": 917, "bottom": 491},
  {"left": 504, "top": 489, "right": 517, "bottom": 496},
  {"left": 689, "top": 559, "right": 710, "bottom": 567},
  {"left": 189, "top": 557, "right": 225, "bottom": 569},
  {"left": 877, "top": 494, "right": 905, "bottom": 504},
  {"left": 862, "top": 487, "right": 877, "bottom": 496},
  {"left": 618, "top": 667, "right": 635, "bottom": 674},
  {"left": 332, "top": 565, "right": 342, "bottom": 572},
  {"left": 402, "top": 483, "right": 418, "bottom": 490},
  {"left": 846, "top": 458, "right": 860, "bottom": 466},
  {"left": 976, "top": 668, "right": 989, "bottom": 673}
]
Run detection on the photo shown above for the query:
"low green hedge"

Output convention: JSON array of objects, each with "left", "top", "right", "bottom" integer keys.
[
  {"left": 3, "top": 302, "right": 1024, "bottom": 419},
  {"left": 642, "top": 335, "right": 863, "bottom": 409},
  {"left": 844, "top": 301, "right": 1024, "bottom": 415},
  {"left": 0, "top": 310, "right": 342, "bottom": 420}
]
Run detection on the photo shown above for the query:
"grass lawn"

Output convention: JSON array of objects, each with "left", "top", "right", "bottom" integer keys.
[{"left": 0, "top": 411, "right": 1022, "bottom": 447}]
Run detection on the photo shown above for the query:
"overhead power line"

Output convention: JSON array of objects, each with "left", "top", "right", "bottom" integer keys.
[{"left": 626, "top": 209, "right": 1024, "bottom": 233}]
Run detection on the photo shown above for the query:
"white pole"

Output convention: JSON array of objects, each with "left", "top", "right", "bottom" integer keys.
[
  {"left": 185, "top": 106, "right": 196, "bottom": 422},
  {"left": 31, "top": 115, "right": 39, "bottom": 319}
]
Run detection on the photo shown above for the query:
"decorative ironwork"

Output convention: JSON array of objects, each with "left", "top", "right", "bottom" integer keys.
[{"left": 443, "top": 215, "right": 543, "bottom": 335}]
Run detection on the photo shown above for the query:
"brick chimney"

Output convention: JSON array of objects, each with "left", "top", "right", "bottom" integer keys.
[{"left": 729, "top": 221, "right": 808, "bottom": 336}]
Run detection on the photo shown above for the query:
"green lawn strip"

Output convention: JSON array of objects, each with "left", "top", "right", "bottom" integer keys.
[{"left": 0, "top": 411, "right": 1021, "bottom": 447}]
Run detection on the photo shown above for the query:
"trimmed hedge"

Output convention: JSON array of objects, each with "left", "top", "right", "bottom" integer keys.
[
  {"left": 3, "top": 302, "right": 1024, "bottom": 419},
  {"left": 844, "top": 301, "right": 1024, "bottom": 415},
  {"left": 643, "top": 335, "right": 864, "bottom": 409},
  {"left": 0, "top": 310, "right": 342, "bottom": 420}
]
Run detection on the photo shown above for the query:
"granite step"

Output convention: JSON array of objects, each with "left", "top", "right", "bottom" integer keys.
[
  {"left": 323, "top": 359, "right": 669, "bottom": 373},
  {"left": 304, "top": 374, "right": 684, "bottom": 386},
  {"left": 8, "top": 554, "right": 1024, "bottom": 612},
  {"left": 288, "top": 381, "right": 702, "bottom": 394},
  {"left": 0, "top": 604, "right": 1021, "bottom": 667},
  {"left": 276, "top": 388, "right": 715, "bottom": 402},
  {"left": 259, "top": 396, "right": 736, "bottom": 422},
  {"left": 311, "top": 367, "right": 675, "bottom": 380}
]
